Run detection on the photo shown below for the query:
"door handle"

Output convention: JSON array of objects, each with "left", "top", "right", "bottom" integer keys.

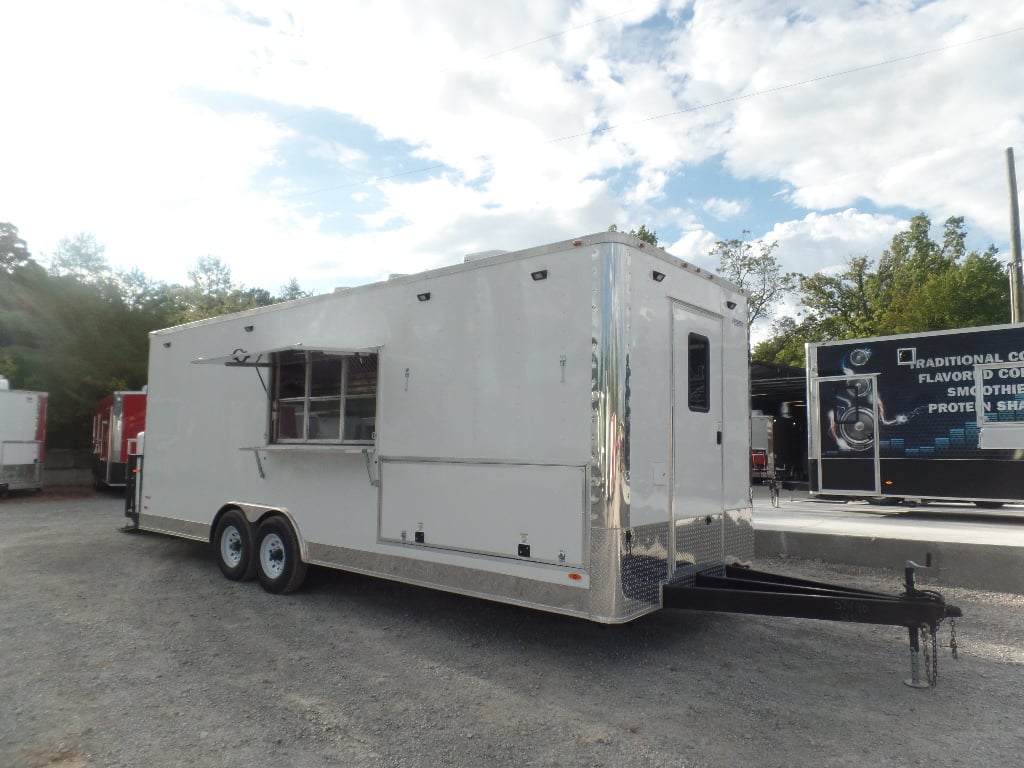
[{"left": 716, "top": 431, "right": 722, "bottom": 445}]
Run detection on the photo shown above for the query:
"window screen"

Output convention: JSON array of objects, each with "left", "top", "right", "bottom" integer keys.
[
  {"left": 688, "top": 333, "right": 710, "bottom": 412},
  {"left": 271, "top": 351, "right": 377, "bottom": 444}
]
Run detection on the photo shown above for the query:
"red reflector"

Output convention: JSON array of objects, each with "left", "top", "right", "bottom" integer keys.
[{"left": 568, "top": 573, "right": 582, "bottom": 581}]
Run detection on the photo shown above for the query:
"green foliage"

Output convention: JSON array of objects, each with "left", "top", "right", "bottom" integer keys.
[
  {"left": 168, "top": 255, "right": 276, "bottom": 322},
  {"left": 607, "top": 224, "right": 659, "bottom": 246},
  {"left": 1, "top": 222, "right": 32, "bottom": 273},
  {"left": 278, "top": 278, "right": 312, "bottom": 302},
  {"left": 755, "top": 214, "right": 1009, "bottom": 366},
  {"left": 710, "top": 233, "right": 797, "bottom": 327},
  {"left": 48, "top": 233, "right": 112, "bottom": 282},
  {"left": 751, "top": 316, "right": 816, "bottom": 367},
  {"left": 629, "top": 225, "right": 658, "bottom": 246},
  {"left": 0, "top": 228, "right": 313, "bottom": 449}
]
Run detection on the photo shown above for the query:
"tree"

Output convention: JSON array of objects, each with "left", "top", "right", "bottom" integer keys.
[
  {"left": 48, "top": 233, "right": 112, "bottom": 283},
  {"left": 795, "top": 255, "right": 876, "bottom": 340},
  {"left": 1, "top": 222, "right": 31, "bottom": 273},
  {"left": 277, "top": 278, "right": 311, "bottom": 302},
  {"left": 172, "top": 255, "right": 276, "bottom": 322},
  {"left": 896, "top": 246, "right": 1008, "bottom": 331},
  {"left": 710, "top": 232, "right": 797, "bottom": 328},
  {"left": 753, "top": 214, "right": 1008, "bottom": 366},
  {"left": 607, "top": 224, "right": 659, "bottom": 246},
  {"left": 629, "top": 224, "right": 658, "bottom": 246},
  {"left": 872, "top": 214, "right": 966, "bottom": 334},
  {"left": 0, "top": 229, "right": 314, "bottom": 449},
  {"left": 752, "top": 316, "right": 816, "bottom": 367}
]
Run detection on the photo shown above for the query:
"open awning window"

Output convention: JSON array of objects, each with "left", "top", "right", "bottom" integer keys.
[{"left": 191, "top": 344, "right": 378, "bottom": 367}]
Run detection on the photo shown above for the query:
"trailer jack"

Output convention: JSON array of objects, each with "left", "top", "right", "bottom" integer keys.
[{"left": 662, "top": 558, "right": 962, "bottom": 687}]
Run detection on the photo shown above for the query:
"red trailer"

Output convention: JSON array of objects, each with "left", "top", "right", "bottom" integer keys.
[{"left": 92, "top": 391, "right": 146, "bottom": 489}]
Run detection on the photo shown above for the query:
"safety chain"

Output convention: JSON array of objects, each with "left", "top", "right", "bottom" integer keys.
[
  {"left": 920, "top": 624, "right": 937, "bottom": 687},
  {"left": 925, "top": 618, "right": 960, "bottom": 687},
  {"left": 930, "top": 624, "right": 938, "bottom": 686}
]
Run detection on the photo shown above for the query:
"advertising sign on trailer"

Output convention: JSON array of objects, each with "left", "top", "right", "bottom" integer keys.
[{"left": 807, "top": 323, "right": 1024, "bottom": 505}]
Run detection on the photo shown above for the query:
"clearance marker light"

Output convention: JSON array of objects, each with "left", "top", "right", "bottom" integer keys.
[{"left": 568, "top": 573, "right": 582, "bottom": 581}]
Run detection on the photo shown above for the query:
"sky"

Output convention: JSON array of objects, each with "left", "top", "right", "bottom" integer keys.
[{"left": 2, "top": 0, "right": 1023, "bottom": 334}]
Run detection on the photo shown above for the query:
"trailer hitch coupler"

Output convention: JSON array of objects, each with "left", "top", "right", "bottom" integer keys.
[{"left": 904, "top": 553, "right": 933, "bottom": 593}]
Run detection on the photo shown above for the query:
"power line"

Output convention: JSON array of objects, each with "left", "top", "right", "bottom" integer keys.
[
  {"left": 298, "top": 24, "right": 1024, "bottom": 195},
  {"left": 551, "top": 25, "right": 1024, "bottom": 143},
  {"left": 439, "top": 8, "right": 635, "bottom": 72}
]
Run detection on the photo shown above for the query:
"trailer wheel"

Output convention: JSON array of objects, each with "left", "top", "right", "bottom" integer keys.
[
  {"left": 213, "top": 509, "right": 257, "bottom": 581},
  {"left": 255, "top": 516, "right": 307, "bottom": 594}
]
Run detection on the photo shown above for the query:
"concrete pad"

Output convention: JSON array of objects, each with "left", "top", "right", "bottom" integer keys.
[{"left": 751, "top": 486, "right": 1024, "bottom": 594}]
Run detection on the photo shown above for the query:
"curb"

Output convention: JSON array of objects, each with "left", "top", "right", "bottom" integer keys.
[{"left": 755, "top": 529, "right": 1024, "bottom": 594}]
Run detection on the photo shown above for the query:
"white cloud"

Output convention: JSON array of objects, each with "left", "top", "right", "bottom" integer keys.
[
  {"left": 764, "top": 209, "right": 908, "bottom": 276},
  {"left": 1, "top": 0, "right": 1021, "bottom": 301},
  {"left": 703, "top": 197, "right": 746, "bottom": 220},
  {"left": 699, "top": 2, "right": 1024, "bottom": 239}
]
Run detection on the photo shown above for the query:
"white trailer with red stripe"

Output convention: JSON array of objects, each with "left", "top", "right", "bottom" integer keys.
[{"left": 0, "top": 375, "right": 47, "bottom": 494}]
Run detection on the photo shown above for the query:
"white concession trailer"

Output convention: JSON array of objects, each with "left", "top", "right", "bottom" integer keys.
[
  {"left": 131, "top": 232, "right": 753, "bottom": 622},
  {"left": 127, "top": 231, "right": 960, "bottom": 673},
  {"left": 0, "top": 376, "right": 47, "bottom": 494}
]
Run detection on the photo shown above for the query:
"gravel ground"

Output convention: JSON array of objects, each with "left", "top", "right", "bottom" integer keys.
[{"left": 2, "top": 491, "right": 1023, "bottom": 768}]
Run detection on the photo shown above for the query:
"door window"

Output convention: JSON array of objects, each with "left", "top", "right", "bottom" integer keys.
[{"left": 688, "top": 333, "right": 710, "bottom": 412}]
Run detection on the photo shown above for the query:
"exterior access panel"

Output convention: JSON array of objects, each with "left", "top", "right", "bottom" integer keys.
[{"left": 807, "top": 323, "right": 1024, "bottom": 502}]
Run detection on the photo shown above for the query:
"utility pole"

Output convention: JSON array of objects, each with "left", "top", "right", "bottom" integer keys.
[{"left": 1008, "top": 148, "right": 1024, "bottom": 322}]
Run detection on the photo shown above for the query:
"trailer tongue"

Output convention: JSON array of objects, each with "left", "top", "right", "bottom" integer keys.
[{"left": 663, "top": 558, "right": 961, "bottom": 687}]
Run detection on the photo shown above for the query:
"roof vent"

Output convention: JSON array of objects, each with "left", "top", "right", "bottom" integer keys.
[{"left": 464, "top": 250, "right": 509, "bottom": 263}]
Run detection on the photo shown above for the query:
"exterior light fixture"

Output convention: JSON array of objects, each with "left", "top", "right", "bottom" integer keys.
[
  {"left": 652, "top": 271, "right": 665, "bottom": 282},
  {"left": 417, "top": 292, "right": 431, "bottom": 302},
  {"left": 531, "top": 270, "right": 548, "bottom": 281},
  {"left": 244, "top": 325, "right": 254, "bottom": 332},
  {"left": 726, "top": 301, "right": 737, "bottom": 310}
]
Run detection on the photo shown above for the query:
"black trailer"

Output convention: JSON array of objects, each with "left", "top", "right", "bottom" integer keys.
[{"left": 806, "top": 323, "right": 1024, "bottom": 506}]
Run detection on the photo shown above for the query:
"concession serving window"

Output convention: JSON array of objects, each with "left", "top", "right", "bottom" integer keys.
[{"left": 192, "top": 344, "right": 379, "bottom": 446}]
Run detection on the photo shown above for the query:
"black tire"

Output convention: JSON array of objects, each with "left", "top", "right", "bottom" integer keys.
[
  {"left": 254, "top": 516, "right": 307, "bottom": 594},
  {"left": 213, "top": 508, "right": 257, "bottom": 581}
]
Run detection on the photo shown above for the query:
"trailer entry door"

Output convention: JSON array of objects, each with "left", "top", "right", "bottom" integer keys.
[
  {"left": 813, "top": 374, "right": 880, "bottom": 495},
  {"left": 669, "top": 302, "right": 724, "bottom": 578}
]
